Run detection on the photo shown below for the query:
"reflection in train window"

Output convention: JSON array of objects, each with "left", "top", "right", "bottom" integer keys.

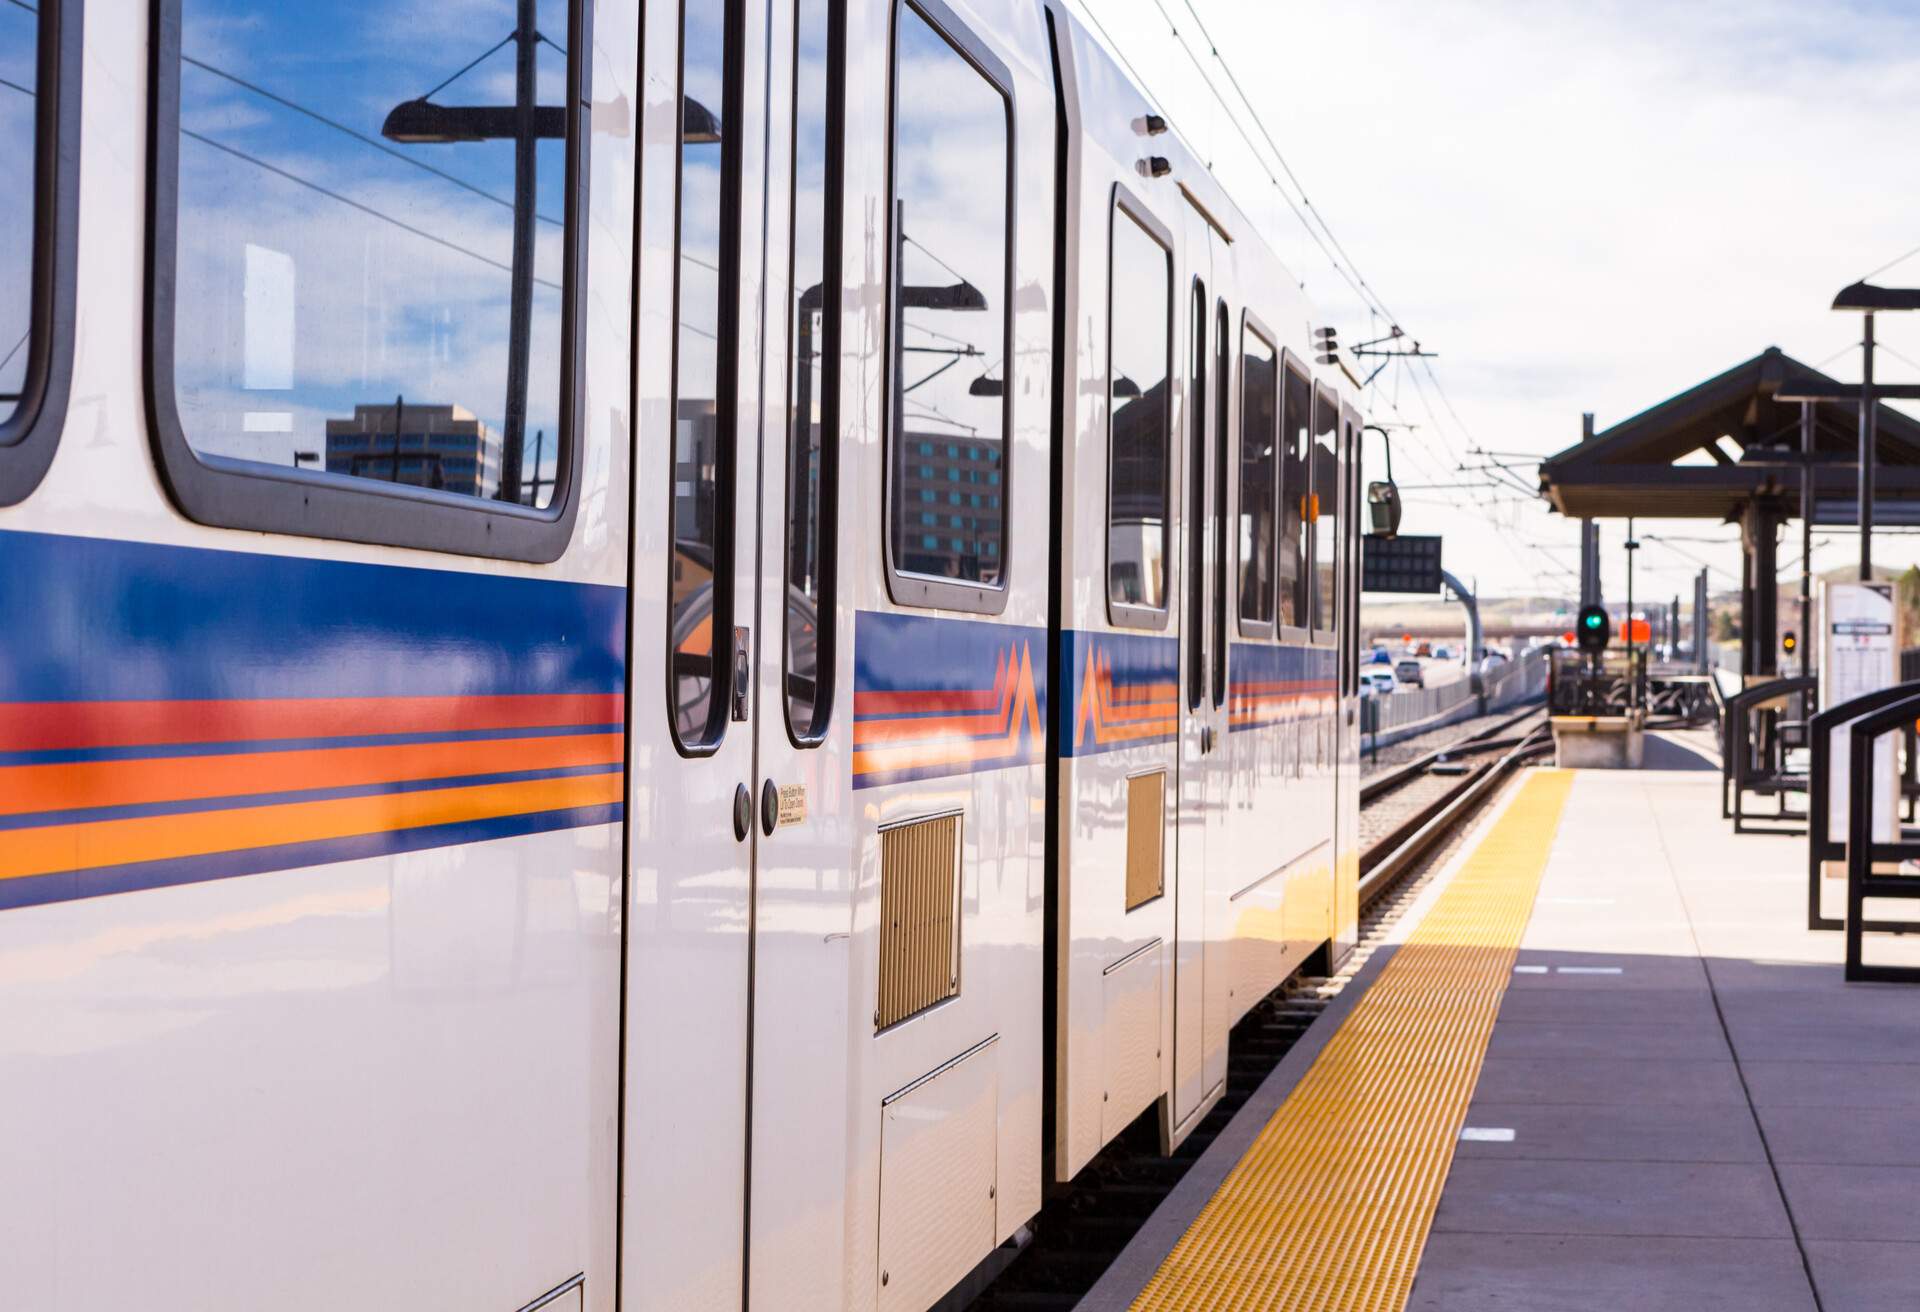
[
  {"left": 1212, "top": 300, "right": 1230, "bottom": 703},
  {"left": 672, "top": 0, "right": 740, "bottom": 750},
  {"left": 1279, "top": 360, "right": 1311, "bottom": 628},
  {"left": 1238, "top": 327, "right": 1276, "bottom": 628},
  {"left": 888, "top": 3, "right": 1009, "bottom": 590},
  {"left": 784, "top": 0, "right": 840, "bottom": 742},
  {"left": 1186, "top": 281, "right": 1207, "bottom": 708},
  {"left": 168, "top": 0, "right": 575, "bottom": 508},
  {"left": 1311, "top": 384, "right": 1340, "bottom": 634},
  {"left": 0, "top": 0, "right": 37, "bottom": 432},
  {"left": 1107, "top": 205, "right": 1171, "bottom": 615}
]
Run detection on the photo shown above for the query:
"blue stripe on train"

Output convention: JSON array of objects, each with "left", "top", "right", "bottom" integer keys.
[{"left": 0, "top": 529, "right": 626, "bottom": 702}]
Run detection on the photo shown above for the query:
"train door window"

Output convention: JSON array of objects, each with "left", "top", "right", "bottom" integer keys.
[
  {"left": 147, "top": 0, "right": 587, "bottom": 560},
  {"left": 671, "top": 0, "right": 743, "bottom": 751},
  {"left": 885, "top": 1, "right": 1013, "bottom": 613},
  {"left": 1278, "top": 357, "right": 1311, "bottom": 630},
  {"left": 1236, "top": 322, "right": 1276, "bottom": 633},
  {"left": 1185, "top": 280, "right": 1207, "bottom": 708},
  {"left": 1211, "top": 300, "right": 1230, "bottom": 705},
  {"left": 0, "top": 0, "right": 77, "bottom": 505},
  {"left": 1107, "top": 194, "right": 1172, "bottom": 624},
  {"left": 1310, "top": 383, "right": 1340, "bottom": 638},
  {"left": 784, "top": 0, "right": 843, "bottom": 743}
]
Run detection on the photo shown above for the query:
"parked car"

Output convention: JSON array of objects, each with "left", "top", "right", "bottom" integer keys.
[
  {"left": 1361, "top": 668, "right": 1398, "bottom": 695},
  {"left": 1368, "top": 648, "right": 1393, "bottom": 665},
  {"left": 1394, "top": 658, "right": 1425, "bottom": 687},
  {"left": 1434, "top": 645, "right": 1453, "bottom": 661}
]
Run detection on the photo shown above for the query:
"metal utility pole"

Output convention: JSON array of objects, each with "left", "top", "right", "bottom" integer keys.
[
  {"left": 1578, "top": 412, "right": 1597, "bottom": 607},
  {"left": 1694, "top": 569, "right": 1710, "bottom": 673},
  {"left": 1799, "top": 400, "right": 1814, "bottom": 678},
  {"left": 498, "top": 0, "right": 537, "bottom": 506},
  {"left": 1859, "top": 310, "right": 1876, "bottom": 581},
  {"left": 1625, "top": 517, "right": 1638, "bottom": 706}
]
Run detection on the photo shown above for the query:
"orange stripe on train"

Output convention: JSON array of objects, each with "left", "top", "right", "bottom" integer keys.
[
  {"left": 0, "top": 771, "right": 626, "bottom": 882},
  {"left": 0, "top": 732, "right": 624, "bottom": 817}
]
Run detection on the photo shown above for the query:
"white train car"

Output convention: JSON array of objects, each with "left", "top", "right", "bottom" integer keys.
[{"left": 0, "top": 1, "right": 1365, "bottom": 1310}]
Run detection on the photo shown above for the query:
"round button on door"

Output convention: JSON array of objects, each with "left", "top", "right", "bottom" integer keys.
[
  {"left": 760, "top": 779, "right": 778, "bottom": 837},
  {"left": 733, "top": 783, "right": 752, "bottom": 842}
]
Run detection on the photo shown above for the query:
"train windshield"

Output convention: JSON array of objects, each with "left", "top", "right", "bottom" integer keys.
[{"left": 166, "top": 0, "right": 575, "bottom": 508}]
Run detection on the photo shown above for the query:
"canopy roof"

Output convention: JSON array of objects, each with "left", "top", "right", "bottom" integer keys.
[{"left": 1538, "top": 347, "right": 1920, "bottom": 520}]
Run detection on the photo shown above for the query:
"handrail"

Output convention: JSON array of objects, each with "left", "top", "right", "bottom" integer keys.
[
  {"left": 1842, "top": 687, "right": 1920, "bottom": 981},
  {"left": 1805, "top": 678, "right": 1920, "bottom": 930},
  {"left": 1723, "top": 676, "right": 1815, "bottom": 833}
]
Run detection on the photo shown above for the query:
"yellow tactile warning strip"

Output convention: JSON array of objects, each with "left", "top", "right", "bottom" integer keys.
[{"left": 1132, "top": 769, "right": 1576, "bottom": 1312}]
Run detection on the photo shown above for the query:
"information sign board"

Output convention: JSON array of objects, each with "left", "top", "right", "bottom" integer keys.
[
  {"left": 1362, "top": 534, "right": 1442, "bottom": 594},
  {"left": 1820, "top": 580, "right": 1899, "bottom": 843}
]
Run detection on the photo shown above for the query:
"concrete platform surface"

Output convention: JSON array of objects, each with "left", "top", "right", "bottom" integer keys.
[{"left": 1410, "top": 762, "right": 1920, "bottom": 1311}]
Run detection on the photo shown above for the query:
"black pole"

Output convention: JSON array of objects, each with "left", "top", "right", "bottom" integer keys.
[
  {"left": 499, "top": 0, "right": 537, "bottom": 505},
  {"left": 1860, "top": 311, "right": 1876, "bottom": 581},
  {"left": 1800, "top": 400, "right": 1814, "bottom": 680},
  {"left": 1626, "top": 515, "right": 1637, "bottom": 708}
]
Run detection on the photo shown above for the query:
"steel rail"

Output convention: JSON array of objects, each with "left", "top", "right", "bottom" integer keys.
[
  {"left": 1360, "top": 704, "right": 1547, "bottom": 805},
  {"left": 1358, "top": 728, "right": 1554, "bottom": 910}
]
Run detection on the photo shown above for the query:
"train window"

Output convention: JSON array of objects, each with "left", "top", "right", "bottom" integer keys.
[
  {"left": 147, "top": 0, "right": 585, "bottom": 559},
  {"left": 1236, "top": 324, "right": 1276, "bottom": 631},
  {"left": 885, "top": 1, "right": 1012, "bottom": 611},
  {"left": 1107, "top": 197, "right": 1172, "bottom": 623},
  {"left": 1278, "top": 359, "right": 1311, "bottom": 629},
  {"left": 1311, "top": 384, "right": 1340, "bottom": 636},
  {"left": 1185, "top": 281, "right": 1207, "bottom": 709},
  {"left": 1211, "top": 300, "right": 1230, "bottom": 706},
  {"left": 783, "top": 0, "right": 842, "bottom": 744},
  {"left": 671, "top": 0, "right": 742, "bottom": 751},
  {"left": 0, "top": 0, "right": 77, "bottom": 506}
]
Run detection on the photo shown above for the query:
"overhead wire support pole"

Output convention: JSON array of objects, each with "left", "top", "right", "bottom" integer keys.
[
  {"left": 1800, "top": 400, "right": 1814, "bottom": 680},
  {"left": 500, "top": 0, "right": 537, "bottom": 506},
  {"left": 1859, "top": 309, "right": 1876, "bottom": 581}
]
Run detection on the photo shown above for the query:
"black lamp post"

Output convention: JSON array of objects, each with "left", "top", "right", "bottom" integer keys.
[
  {"left": 1831, "top": 281, "right": 1920, "bottom": 580},
  {"left": 382, "top": 0, "right": 559, "bottom": 506}
]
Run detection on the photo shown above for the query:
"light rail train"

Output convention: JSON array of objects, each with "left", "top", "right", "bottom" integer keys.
[{"left": 0, "top": 0, "right": 1368, "bottom": 1308}]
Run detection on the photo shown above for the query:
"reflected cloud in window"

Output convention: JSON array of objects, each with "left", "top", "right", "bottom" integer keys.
[{"left": 170, "top": 0, "right": 573, "bottom": 508}]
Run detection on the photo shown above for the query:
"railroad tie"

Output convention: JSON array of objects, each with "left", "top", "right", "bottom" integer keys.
[{"left": 1132, "top": 768, "right": 1576, "bottom": 1312}]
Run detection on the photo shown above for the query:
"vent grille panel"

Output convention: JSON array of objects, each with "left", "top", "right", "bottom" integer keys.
[
  {"left": 878, "top": 813, "right": 962, "bottom": 1030},
  {"left": 1126, "top": 771, "right": 1166, "bottom": 911}
]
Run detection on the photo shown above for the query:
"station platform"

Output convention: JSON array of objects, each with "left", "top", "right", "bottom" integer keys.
[{"left": 1082, "top": 740, "right": 1920, "bottom": 1311}]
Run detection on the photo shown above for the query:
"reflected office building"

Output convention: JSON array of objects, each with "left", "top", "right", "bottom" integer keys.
[
  {"left": 895, "top": 432, "right": 1004, "bottom": 580},
  {"left": 324, "top": 402, "right": 501, "bottom": 499}
]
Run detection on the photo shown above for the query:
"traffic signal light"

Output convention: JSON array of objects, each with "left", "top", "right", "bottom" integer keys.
[
  {"left": 1782, "top": 630, "right": 1798, "bottom": 655},
  {"left": 1576, "top": 604, "right": 1610, "bottom": 656}
]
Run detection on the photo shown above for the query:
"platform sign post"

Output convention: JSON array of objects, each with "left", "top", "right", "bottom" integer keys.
[{"left": 1820, "top": 580, "right": 1899, "bottom": 843}]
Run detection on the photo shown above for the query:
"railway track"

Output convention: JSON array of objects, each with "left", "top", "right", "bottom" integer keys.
[{"left": 967, "top": 711, "right": 1553, "bottom": 1312}]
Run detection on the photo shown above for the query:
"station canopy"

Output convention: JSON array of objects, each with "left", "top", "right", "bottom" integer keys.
[{"left": 1538, "top": 347, "right": 1920, "bottom": 522}]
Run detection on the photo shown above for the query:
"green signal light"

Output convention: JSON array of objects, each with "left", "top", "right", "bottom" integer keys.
[{"left": 1582, "top": 613, "right": 1602, "bottom": 628}]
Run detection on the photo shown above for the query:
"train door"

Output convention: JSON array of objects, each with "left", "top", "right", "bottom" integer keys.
[
  {"left": 622, "top": 0, "right": 784, "bottom": 1306},
  {"left": 1333, "top": 404, "right": 1363, "bottom": 962},
  {"left": 742, "top": 0, "right": 855, "bottom": 1307},
  {"left": 1171, "top": 215, "right": 1232, "bottom": 1132}
]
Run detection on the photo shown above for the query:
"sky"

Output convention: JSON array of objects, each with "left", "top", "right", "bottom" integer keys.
[{"left": 1070, "top": 0, "right": 1920, "bottom": 602}]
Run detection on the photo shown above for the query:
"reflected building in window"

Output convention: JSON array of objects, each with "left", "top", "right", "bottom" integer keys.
[
  {"left": 324, "top": 402, "right": 500, "bottom": 498},
  {"left": 895, "top": 431, "right": 1004, "bottom": 580}
]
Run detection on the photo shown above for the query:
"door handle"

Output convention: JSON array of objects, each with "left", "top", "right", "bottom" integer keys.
[
  {"left": 730, "top": 626, "right": 751, "bottom": 722},
  {"left": 1200, "top": 723, "right": 1214, "bottom": 754}
]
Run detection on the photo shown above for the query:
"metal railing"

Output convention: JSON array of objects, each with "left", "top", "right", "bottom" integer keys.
[
  {"left": 1838, "top": 686, "right": 1920, "bottom": 982},
  {"left": 1362, "top": 648, "right": 1550, "bottom": 751}
]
